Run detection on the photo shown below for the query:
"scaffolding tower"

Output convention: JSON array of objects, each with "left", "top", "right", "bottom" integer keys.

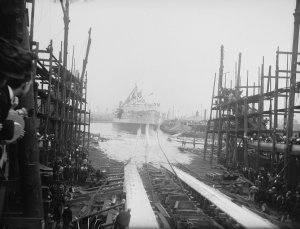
[
  {"left": 35, "top": 38, "right": 91, "bottom": 165},
  {"left": 0, "top": 1, "right": 91, "bottom": 228},
  {"left": 204, "top": 1, "right": 300, "bottom": 189}
]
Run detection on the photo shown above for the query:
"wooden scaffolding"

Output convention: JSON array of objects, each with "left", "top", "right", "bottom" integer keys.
[
  {"left": 0, "top": 1, "right": 91, "bottom": 228},
  {"left": 35, "top": 36, "right": 91, "bottom": 165},
  {"left": 204, "top": 1, "right": 300, "bottom": 189}
]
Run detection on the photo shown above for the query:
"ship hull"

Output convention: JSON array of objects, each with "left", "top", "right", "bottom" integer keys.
[{"left": 112, "top": 121, "right": 158, "bottom": 134}]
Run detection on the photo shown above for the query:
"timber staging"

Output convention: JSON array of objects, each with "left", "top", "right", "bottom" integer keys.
[{"left": 203, "top": 2, "right": 300, "bottom": 190}]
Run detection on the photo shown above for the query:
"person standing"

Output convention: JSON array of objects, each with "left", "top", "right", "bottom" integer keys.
[
  {"left": 124, "top": 209, "right": 131, "bottom": 228},
  {"left": 62, "top": 205, "right": 72, "bottom": 229},
  {"left": 0, "top": 37, "right": 35, "bottom": 141},
  {"left": 114, "top": 208, "right": 131, "bottom": 229}
]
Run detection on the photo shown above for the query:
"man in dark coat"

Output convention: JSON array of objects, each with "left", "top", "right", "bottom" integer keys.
[
  {"left": 124, "top": 209, "right": 131, "bottom": 228},
  {"left": 0, "top": 37, "right": 35, "bottom": 140},
  {"left": 114, "top": 208, "right": 131, "bottom": 229},
  {"left": 62, "top": 204, "right": 72, "bottom": 229}
]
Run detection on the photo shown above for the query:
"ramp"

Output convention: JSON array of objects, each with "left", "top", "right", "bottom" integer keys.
[
  {"left": 124, "top": 162, "right": 159, "bottom": 229},
  {"left": 164, "top": 165, "right": 277, "bottom": 229}
]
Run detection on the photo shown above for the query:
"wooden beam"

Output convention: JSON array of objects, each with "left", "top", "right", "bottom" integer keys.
[{"left": 203, "top": 74, "right": 216, "bottom": 161}]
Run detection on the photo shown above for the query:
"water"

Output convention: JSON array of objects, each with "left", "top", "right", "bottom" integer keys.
[{"left": 90, "top": 122, "right": 194, "bottom": 167}]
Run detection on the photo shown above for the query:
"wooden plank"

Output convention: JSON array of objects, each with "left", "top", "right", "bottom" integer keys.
[
  {"left": 165, "top": 166, "right": 277, "bottom": 229},
  {"left": 276, "top": 51, "right": 300, "bottom": 55},
  {"left": 72, "top": 202, "right": 124, "bottom": 223},
  {"left": 154, "top": 203, "right": 170, "bottom": 218},
  {"left": 107, "top": 177, "right": 123, "bottom": 182},
  {"left": 107, "top": 173, "right": 124, "bottom": 177},
  {"left": 66, "top": 196, "right": 90, "bottom": 205},
  {"left": 156, "top": 212, "right": 171, "bottom": 229},
  {"left": 99, "top": 186, "right": 123, "bottom": 193},
  {"left": 105, "top": 209, "right": 118, "bottom": 224}
]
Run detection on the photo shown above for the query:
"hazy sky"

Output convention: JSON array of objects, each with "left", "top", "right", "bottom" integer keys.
[{"left": 33, "top": 0, "right": 295, "bottom": 116}]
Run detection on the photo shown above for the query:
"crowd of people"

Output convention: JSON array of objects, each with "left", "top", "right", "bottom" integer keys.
[
  {"left": 43, "top": 183, "right": 73, "bottom": 229},
  {"left": 41, "top": 150, "right": 115, "bottom": 228},
  {"left": 50, "top": 157, "right": 91, "bottom": 185},
  {"left": 238, "top": 165, "right": 300, "bottom": 223},
  {"left": 42, "top": 161, "right": 130, "bottom": 229}
]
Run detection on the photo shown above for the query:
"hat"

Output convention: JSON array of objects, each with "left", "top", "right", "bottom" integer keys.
[{"left": 0, "top": 37, "right": 36, "bottom": 80}]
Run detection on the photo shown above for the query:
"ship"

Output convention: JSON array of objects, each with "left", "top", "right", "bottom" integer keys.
[
  {"left": 160, "top": 114, "right": 207, "bottom": 138},
  {"left": 112, "top": 86, "right": 160, "bottom": 133}
]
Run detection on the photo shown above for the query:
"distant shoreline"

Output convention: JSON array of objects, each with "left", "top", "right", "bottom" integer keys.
[{"left": 91, "top": 120, "right": 113, "bottom": 123}]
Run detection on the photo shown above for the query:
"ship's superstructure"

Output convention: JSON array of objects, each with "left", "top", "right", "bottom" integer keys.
[{"left": 113, "top": 86, "right": 160, "bottom": 133}]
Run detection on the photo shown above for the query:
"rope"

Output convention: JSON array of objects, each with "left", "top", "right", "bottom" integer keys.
[{"left": 155, "top": 130, "right": 187, "bottom": 195}]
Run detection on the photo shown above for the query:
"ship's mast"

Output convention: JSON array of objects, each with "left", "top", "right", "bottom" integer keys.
[
  {"left": 60, "top": 0, "right": 70, "bottom": 154},
  {"left": 123, "top": 85, "right": 138, "bottom": 105}
]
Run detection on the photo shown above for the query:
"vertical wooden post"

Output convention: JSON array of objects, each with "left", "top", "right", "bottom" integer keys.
[
  {"left": 237, "top": 53, "right": 242, "bottom": 88},
  {"left": 252, "top": 82, "right": 255, "bottom": 111},
  {"left": 284, "top": 54, "right": 289, "bottom": 128},
  {"left": 268, "top": 66, "right": 272, "bottom": 133},
  {"left": 17, "top": 1, "right": 44, "bottom": 223},
  {"left": 286, "top": 0, "right": 300, "bottom": 187},
  {"left": 74, "top": 75, "right": 80, "bottom": 148},
  {"left": 44, "top": 40, "right": 53, "bottom": 165},
  {"left": 60, "top": 0, "right": 70, "bottom": 155},
  {"left": 273, "top": 48, "right": 279, "bottom": 173},
  {"left": 243, "top": 73, "right": 249, "bottom": 167},
  {"left": 77, "top": 28, "right": 92, "bottom": 149},
  {"left": 55, "top": 42, "right": 62, "bottom": 157},
  {"left": 29, "top": 0, "right": 35, "bottom": 46},
  {"left": 210, "top": 123, "right": 216, "bottom": 165},
  {"left": 232, "top": 53, "right": 241, "bottom": 164},
  {"left": 83, "top": 73, "right": 88, "bottom": 150},
  {"left": 225, "top": 103, "right": 230, "bottom": 165},
  {"left": 267, "top": 65, "right": 273, "bottom": 172},
  {"left": 88, "top": 109, "right": 91, "bottom": 151},
  {"left": 217, "top": 45, "right": 224, "bottom": 161},
  {"left": 257, "top": 58, "right": 265, "bottom": 170},
  {"left": 66, "top": 46, "right": 75, "bottom": 152},
  {"left": 203, "top": 74, "right": 216, "bottom": 161},
  {"left": 78, "top": 79, "right": 83, "bottom": 147},
  {"left": 45, "top": 40, "right": 53, "bottom": 143},
  {"left": 70, "top": 60, "right": 76, "bottom": 154}
]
